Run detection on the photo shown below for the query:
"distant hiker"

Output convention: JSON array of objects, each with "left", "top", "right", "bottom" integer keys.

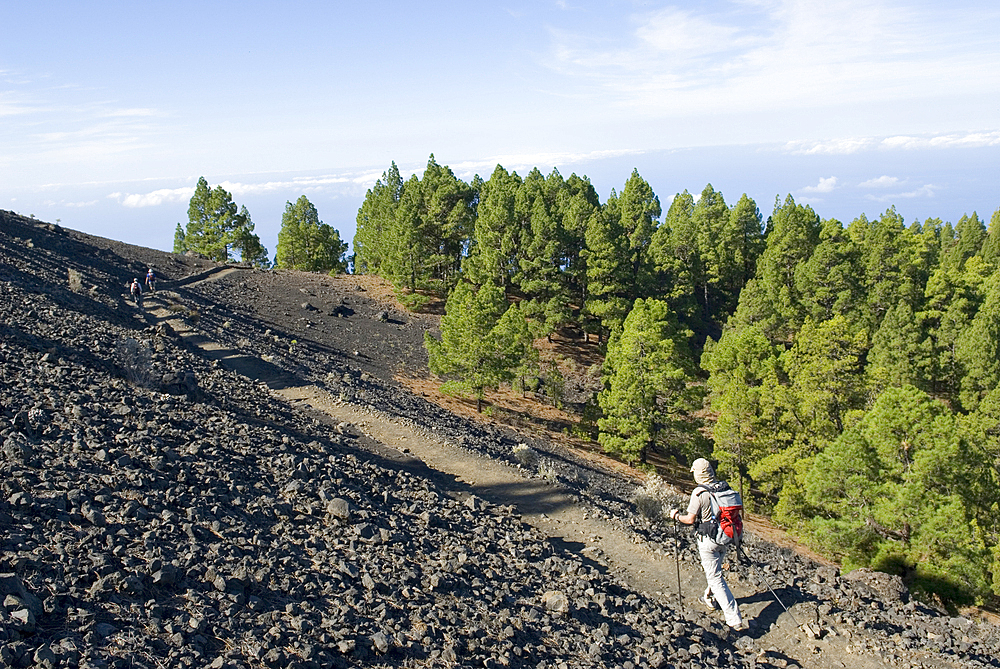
[
  {"left": 130, "top": 278, "right": 143, "bottom": 307},
  {"left": 670, "top": 458, "right": 745, "bottom": 631},
  {"left": 145, "top": 268, "right": 156, "bottom": 292}
]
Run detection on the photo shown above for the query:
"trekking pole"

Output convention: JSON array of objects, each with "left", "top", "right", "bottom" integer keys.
[
  {"left": 673, "top": 519, "right": 683, "bottom": 611},
  {"left": 737, "top": 545, "right": 798, "bottom": 626}
]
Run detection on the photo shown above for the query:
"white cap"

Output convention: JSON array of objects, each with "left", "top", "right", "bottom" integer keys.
[{"left": 690, "top": 458, "right": 716, "bottom": 485}]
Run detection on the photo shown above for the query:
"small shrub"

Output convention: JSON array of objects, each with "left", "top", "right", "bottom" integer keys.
[
  {"left": 633, "top": 491, "right": 663, "bottom": 522},
  {"left": 395, "top": 288, "right": 431, "bottom": 312},
  {"left": 572, "top": 394, "right": 602, "bottom": 441},
  {"left": 114, "top": 338, "right": 154, "bottom": 388},
  {"left": 540, "top": 360, "right": 566, "bottom": 408},
  {"left": 564, "top": 464, "right": 590, "bottom": 488},
  {"left": 512, "top": 443, "right": 539, "bottom": 469},
  {"left": 537, "top": 458, "right": 558, "bottom": 483},
  {"left": 67, "top": 268, "right": 83, "bottom": 292},
  {"left": 632, "top": 474, "right": 674, "bottom": 522}
]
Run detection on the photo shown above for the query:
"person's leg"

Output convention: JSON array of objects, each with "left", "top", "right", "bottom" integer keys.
[
  {"left": 698, "top": 539, "right": 741, "bottom": 627},
  {"left": 702, "top": 585, "right": 716, "bottom": 609}
]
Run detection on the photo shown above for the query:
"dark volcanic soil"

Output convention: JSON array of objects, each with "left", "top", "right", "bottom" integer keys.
[{"left": 1, "top": 210, "right": 999, "bottom": 669}]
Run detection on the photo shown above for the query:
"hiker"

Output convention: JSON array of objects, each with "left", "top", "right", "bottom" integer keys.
[
  {"left": 145, "top": 268, "right": 156, "bottom": 292},
  {"left": 130, "top": 278, "right": 143, "bottom": 307},
  {"left": 669, "top": 458, "right": 745, "bottom": 631}
]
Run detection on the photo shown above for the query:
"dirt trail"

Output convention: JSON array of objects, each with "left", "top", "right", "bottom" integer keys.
[
  {"left": 276, "top": 389, "right": 891, "bottom": 668},
  {"left": 141, "top": 271, "right": 886, "bottom": 669}
]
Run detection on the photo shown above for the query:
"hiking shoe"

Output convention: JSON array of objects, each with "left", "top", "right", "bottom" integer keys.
[{"left": 701, "top": 593, "right": 717, "bottom": 610}]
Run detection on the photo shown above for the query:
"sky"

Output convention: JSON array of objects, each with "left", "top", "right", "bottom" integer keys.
[{"left": 2, "top": 0, "right": 999, "bottom": 256}]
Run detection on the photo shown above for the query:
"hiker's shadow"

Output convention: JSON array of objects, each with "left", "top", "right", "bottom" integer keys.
[{"left": 739, "top": 588, "right": 801, "bottom": 638}]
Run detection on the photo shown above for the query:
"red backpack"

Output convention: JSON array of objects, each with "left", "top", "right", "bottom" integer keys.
[{"left": 695, "top": 482, "right": 743, "bottom": 547}]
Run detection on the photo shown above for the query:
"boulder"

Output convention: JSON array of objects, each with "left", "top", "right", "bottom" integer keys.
[
  {"left": 541, "top": 590, "right": 571, "bottom": 615},
  {"left": 844, "top": 567, "right": 909, "bottom": 604}
]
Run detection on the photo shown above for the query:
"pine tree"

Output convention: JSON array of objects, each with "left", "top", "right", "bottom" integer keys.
[
  {"left": 275, "top": 196, "right": 347, "bottom": 273},
  {"left": 731, "top": 195, "right": 820, "bottom": 342},
  {"left": 960, "top": 384, "right": 1000, "bottom": 596},
  {"left": 419, "top": 155, "right": 476, "bottom": 290},
  {"left": 919, "top": 255, "right": 989, "bottom": 402},
  {"left": 867, "top": 300, "right": 931, "bottom": 394},
  {"left": 583, "top": 191, "right": 630, "bottom": 337},
  {"left": 795, "top": 218, "right": 862, "bottom": 324},
  {"left": 584, "top": 170, "right": 660, "bottom": 338},
  {"left": 231, "top": 206, "right": 271, "bottom": 268},
  {"left": 173, "top": 223, "right": 186, "bottom": 254},
  {"left": 354, "top": 162, "right": 403, "bottom": 274},
  {"left": 597, "top": 299, "right": 704, "bottom": 465},
  {"left": 691, "top": 183, "right": 729, "bottom": 321},
  {"left": 857, "top": 207, "right": 921, "bottom": 334},
  {"left": 181, "top": 177, "right": 264, "bottom": 263},
  {"left": 719, "top": 193, "right": 765, "bottom": 314},
  {"left": 518, "top": 168, "right": 571, "bottom": 336},
  {"left": 957, "top": 269, "right": 1000, "bottom": 411},
  {"left": 702, "top": 324, "right": 780, "bottom": 499},
  {"left": 463, "top": 165, "right": 523, "bottom": 293},
  {"left": 618, "top": 169, "right": 660, "bottom": 300},
  {"left": 557, "top": 173, "right": 600, "bottom": 331},
  {"left": 425, "top": 280, "right": 532, "bottom": 412},
  {"left": 649, "top": 190, "right": 700, "bottom": 327},
  {"left": 752, "top": 316, "right": 868, "bottom": 524},
  {"left": 382, "top": 175, "right": 429, "bottom": 291},
  {"left": 805, "top": 385, "right": 994, "bottom": 601},
  {"left": 945, "top": 212, "right": 987, "bottom": 271},
  {"left": 982, "top": 207, "right": 1000, "bottom": 269}
]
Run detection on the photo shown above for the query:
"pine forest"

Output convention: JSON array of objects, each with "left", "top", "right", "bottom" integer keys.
[{"left": 354, "top": 155, "right": 1000, "bottom": 606}]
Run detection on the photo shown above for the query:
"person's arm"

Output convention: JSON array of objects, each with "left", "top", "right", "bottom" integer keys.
[
  {"left": 671, "top": 509, "right": 698, "bottom": 525},
  {"left": 669, "top": 492, "right": 702, "bottom": 525}
]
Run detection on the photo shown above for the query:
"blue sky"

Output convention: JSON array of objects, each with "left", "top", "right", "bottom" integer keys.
[{"left": 3, "top": 1, "right": 999, "bottom": 254}]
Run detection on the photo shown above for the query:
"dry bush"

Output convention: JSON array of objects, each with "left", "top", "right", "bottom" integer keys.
[
  {"left": 114, "top": 338, "right": 154, "bottom": 388},
  {"left": 537, "top": 458, "right": 558, "bottom": 483},
  {"left": 512, "top": 443, "right": 539, "bottom": 469},
  {"left": 67, "top": 268, "right": 83, "bottom": 292},
  {"left": 632, "top": 474, "right": 675, "bottom": 522}
]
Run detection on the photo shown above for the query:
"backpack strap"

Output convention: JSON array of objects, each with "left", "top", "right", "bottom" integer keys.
[{"left": 691, "top": 486, "right": 718, "bottom": 538}]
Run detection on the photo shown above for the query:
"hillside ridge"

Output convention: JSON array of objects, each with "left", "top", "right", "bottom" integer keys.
[{"left": 1, "top": 210, "right": 998, "bottom": 668}]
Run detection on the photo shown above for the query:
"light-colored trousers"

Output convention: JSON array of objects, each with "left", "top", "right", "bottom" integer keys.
[{"left": 698, "top": 536, "right": 742, "bottom": 627}]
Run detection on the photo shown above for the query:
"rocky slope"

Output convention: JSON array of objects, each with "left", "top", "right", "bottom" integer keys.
[{"left": 1, "top": 210, "right": 998, "bottom": 669}]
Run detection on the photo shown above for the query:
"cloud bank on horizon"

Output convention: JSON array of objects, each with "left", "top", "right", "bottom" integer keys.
[{"left": 1, "top": 0, "right": 998, "bottom": 251}]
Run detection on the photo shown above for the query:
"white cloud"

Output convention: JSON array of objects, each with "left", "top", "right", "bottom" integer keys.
[
  {"left": 882, "top": 131, "right": 1000, "bottom": 150},
  {"left": 0, "top": 75, "right": 165, "bottom": 178},
  {"left": 110, "top": 187, "right": 194, "bottom": 208},
  {"left": 787, "top": 130, "right": 1000, "bottom": 155},
  {"left": 546, "top": 1, "right": 1000, "bottom": 117},
  {"left": 102, "top": 149, "right": 649, "bottom": 212},
  {"left": 785, "top": 137, "right": 876, "bottom": 155},
  {"left": 449, "top": 148, "right": 644, "bottom": 181},
  {"left": 859, "top": 176, "right": 900, "bottom": 188},
  {"left": 866, "top": 184, "right": 937, "bottom": 202},
  {"left": 103, "top": 108, "right": 158, "bottom": 118},
  {"left": 801, "top": 176, "right": 838, "bottom": 194},
  {"left": 107, "top": 169, "right": 390, "bottom": 208},
  {"left": 218, "top": 172, "right": 382, "bottom": 197},
  {"left": 634, "top": 8, "right": 748, "bottom": 58},
  {"left": 0, "top": 90, "right": 41, "bottom": 117}
]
